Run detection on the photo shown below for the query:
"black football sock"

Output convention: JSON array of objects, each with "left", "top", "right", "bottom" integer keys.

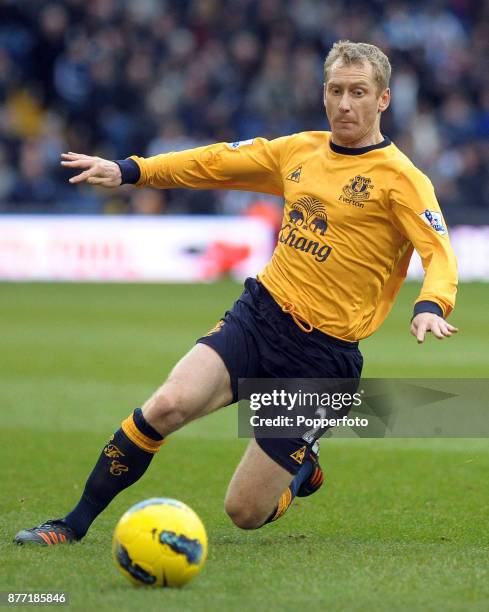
[
  {"left": 64, "top": 408, "right": 164, "bottom": 539},
  {"left": 263, "top": 458, "right": 313, "bottom": 525}
]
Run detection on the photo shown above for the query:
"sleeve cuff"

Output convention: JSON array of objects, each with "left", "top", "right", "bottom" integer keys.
[
  {"left": 114, "top": 158, "right": 141, "bottom": 185},
  {"left": 412, "top": 300, "right": 444, "bottom": 320}
]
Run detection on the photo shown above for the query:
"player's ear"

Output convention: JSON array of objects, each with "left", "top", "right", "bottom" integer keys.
[{"left": 378, "top": 87, "right": 390, "bottom": 113}]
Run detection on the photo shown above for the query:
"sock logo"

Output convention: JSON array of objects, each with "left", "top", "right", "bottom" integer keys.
[
  {"left": 110, "top": 460, "right": 129, "bottom": 476},
  {"left": 290, "top": 445, "right": 307, "bottom": 464},
  {"left": 104, "top": 443, "right": 125, "bottom": 459}
]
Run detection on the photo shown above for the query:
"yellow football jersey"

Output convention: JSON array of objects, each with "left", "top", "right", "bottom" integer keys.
[{"left": 129, "top": 132, "right": 457, "bottom": 341}]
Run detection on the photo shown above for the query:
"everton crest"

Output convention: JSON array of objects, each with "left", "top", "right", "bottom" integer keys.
[{"left": 341, "top": 175, "right": 373, "bottom": 202}]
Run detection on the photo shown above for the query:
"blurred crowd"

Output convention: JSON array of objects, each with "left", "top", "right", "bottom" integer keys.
[{"left": 0, "top": 0, "right": 488, "bottom": 223}]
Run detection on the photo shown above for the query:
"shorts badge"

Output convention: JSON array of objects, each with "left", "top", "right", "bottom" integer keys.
[
  {"left": 205, "top": 319, "right": 225, "bottom": 336},
  {"left": 290, "top": 445, "right": 307, "bottom": 464}
]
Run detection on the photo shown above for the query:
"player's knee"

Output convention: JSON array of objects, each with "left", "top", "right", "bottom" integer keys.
[
  {"left": 224, "top": 498, "right": 265, "bottom": 530},
  {"left": 142, "top": 388, "right": 186, "bottom": 434}
]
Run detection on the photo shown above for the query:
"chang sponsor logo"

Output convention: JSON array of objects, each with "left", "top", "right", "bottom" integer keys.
[{"left": 279, "top": 196, "right": 332, "bottom": 263}]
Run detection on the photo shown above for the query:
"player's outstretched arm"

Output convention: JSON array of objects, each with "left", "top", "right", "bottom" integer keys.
[
  {"left": 410, "top": 312, "right": 458, "bottom": 344},
  {"left": 60, "top": 152, "right": 122, "bottom": 187}
]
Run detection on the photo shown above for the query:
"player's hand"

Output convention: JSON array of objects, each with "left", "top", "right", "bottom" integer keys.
[
  {"left": 410, "top": 312, "right": 458, "bottom": 344},
  {"left": 60, "top": 152, "right": 122, "bottom": 187}
]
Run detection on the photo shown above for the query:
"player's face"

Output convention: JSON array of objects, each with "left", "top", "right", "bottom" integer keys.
[{"left": 324, "top": 60, "right": 390, "bottom": 147}]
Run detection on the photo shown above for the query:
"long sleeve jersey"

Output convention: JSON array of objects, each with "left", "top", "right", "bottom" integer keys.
[{"left": 119, "top": 131, "right": 458, "bottom": 342}]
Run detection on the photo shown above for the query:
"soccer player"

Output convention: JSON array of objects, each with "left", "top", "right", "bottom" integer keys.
[{"left": 14, "top": 41, "right": 458, "bottom": 545}]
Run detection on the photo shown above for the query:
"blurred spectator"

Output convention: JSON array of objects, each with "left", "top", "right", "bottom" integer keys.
[
  {"left": 0, "top": 0, "right": 487, "bottom": 221},
  {"left": 0, "top": 143, "right": 15, "bottom": 203},
  {"left": 147, "top": 119, "right": 202, "bottom": 156},
  {"left": 6, "top": 139, "right": 62, "bottom": 211},
  {"left": 130, "top": 189, "right": 167, "bottom": 215}
]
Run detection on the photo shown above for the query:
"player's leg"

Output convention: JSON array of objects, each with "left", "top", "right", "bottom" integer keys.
[
  {"left": 224, "top": 439, "right": 322, "bottom": 529},
  {"left": 14, "top": 343, "right": 232, "bottom": 545},
  {"left": 224, "top": 441, "right": 293, "bottom": 529},
  {"left": 141, "top": 342, "right": 233, "bottom": 434}
]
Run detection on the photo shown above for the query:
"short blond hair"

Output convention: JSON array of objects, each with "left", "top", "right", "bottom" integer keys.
[{"left": 324, "top": 40, "right": 391, "bottom": 93}]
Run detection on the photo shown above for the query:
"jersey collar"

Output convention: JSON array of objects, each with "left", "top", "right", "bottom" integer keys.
[{"left": 329, "top": 136, "right": 391, "bottom": 156}]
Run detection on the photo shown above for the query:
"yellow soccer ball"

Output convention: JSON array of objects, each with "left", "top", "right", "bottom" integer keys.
[{"left": 112, "top": 498, "right": 207, "bottom": 588}]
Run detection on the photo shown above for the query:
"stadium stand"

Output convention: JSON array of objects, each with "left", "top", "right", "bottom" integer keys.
[{"left": 0, "top": 0, "right": 487, "bottom": 222}]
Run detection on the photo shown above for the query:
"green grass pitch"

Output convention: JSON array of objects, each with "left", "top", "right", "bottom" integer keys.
[{"left": 1, "top": 281, "right": 488, "bottom": 611}]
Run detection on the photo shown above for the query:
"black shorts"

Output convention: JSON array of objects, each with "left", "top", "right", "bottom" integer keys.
[{"left": 197, "top": 277, "right": 363, "bottom": 473}]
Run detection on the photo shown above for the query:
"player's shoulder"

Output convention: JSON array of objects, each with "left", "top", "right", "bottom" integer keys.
[
  {"left": 268, "top": 131, "right": 330, "bottom": 155},
  {"left": 388, "top": 141, "right": 434, "bottom": 188},
  {"left": 277, "top": 130, "right": 329, "bottom": 146}
]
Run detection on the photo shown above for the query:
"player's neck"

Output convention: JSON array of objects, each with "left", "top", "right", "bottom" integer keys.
[{"left": 331, "top": 127, "right": 384, "bottom": 149}]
